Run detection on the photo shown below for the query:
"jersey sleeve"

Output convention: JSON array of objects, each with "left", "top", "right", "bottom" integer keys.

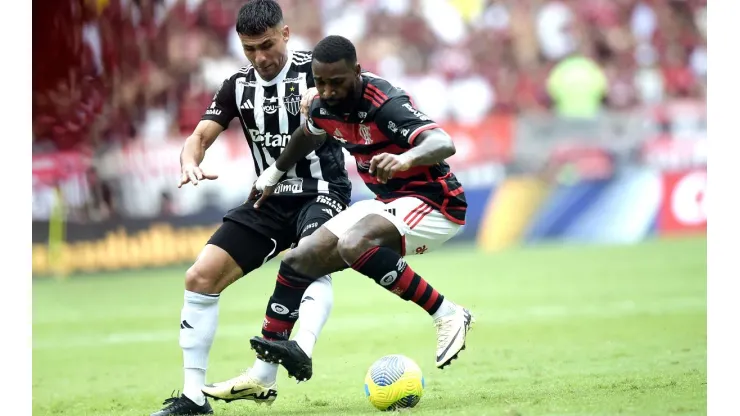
[
  {"left": 303, "top": 95, "right": 326, "bottom": 136},
  {"left": 374, "top": 96, "right": 440, "bottom": 146},
  {"left": 200, "top": 77, "right": 239, "bottom": 128}
]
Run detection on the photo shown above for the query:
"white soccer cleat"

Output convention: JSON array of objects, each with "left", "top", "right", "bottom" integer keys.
[
  {"left": 434, "top": 305, "right": 474, "bottom": 369},
  {"left": 201, "top": 369, "right": 277, "bottom": 405}
]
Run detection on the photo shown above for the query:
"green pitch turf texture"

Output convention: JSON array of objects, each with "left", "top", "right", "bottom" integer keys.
[{"left": 33, "top": 237, "right": 706, "bottom": 416}]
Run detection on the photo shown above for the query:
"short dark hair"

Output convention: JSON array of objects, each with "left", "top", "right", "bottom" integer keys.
[
  {"left": 236, "top": 0, "right": 284, "bottom": 36},
  {"left": 313, "top": 35, "right": 357, "bottom": 65}
]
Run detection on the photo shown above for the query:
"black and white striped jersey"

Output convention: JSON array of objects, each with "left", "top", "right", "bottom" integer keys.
[{"left": 201, "top": 50, "right": 351, "bottom": 204}]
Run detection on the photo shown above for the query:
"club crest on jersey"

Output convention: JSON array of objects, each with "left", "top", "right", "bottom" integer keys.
[
  {"left": 358, "top": 111, "right": 367, "bottom": 119},
  {"left": 283, "top": 92, "right": 301, "bottom": 116},
  {"left": 359, "top": 124, "right": 372, "bottom": 144},
  {"left": 263, "top": 96, "right": 279, "bottom": 114}
]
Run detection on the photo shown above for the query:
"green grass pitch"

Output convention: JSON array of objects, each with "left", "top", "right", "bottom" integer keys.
[{"left": 33, "top": 237, "right": 706, "bottom": 415}]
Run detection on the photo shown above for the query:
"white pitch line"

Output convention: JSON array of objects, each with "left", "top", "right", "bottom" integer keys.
[{"left": 32, "top": 297, "right": 705, "bottom": 351}]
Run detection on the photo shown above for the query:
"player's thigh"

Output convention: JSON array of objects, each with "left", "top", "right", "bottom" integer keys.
[
  {"left": 321, "top": 199, "right": 386, "bottom": 240},
  {"left": 200, "top": 220, "right": 290, "bottom": 293},
  {"left": 383, "top": 197, "right": 462, "bottom": 256},
  {"left": 283, "top": 226, "right": 348, "bottom": 278},
  {"left": 295, "top": 195, "right": 347, "bottom": 240},
  {"left": 323, "top": 199, "right": 406, "bottom": 259}
]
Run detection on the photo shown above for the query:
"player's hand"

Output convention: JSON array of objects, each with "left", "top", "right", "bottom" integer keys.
[
  {"left": 369, "top": 153, "right": 412, "bottom": 184},
  {"left": 253, "top": 185, "right": 275, "bottom": 209},
  {"left": 178, "top": 164, "right": 218, "bottom": 188},
  {"left": 248, "top": 183, "right": 260, "bottom": 201},
  {"left": 250, "top": 164, "right": 285, "bottom": 208},
  {"left": 301, "top": 87, "right": 319, "bottom": 118}
]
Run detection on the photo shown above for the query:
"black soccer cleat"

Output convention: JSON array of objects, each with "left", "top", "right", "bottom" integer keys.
[
  {"left": 150, "top": 391, "right": 214, "bottom": 416},
  {"left": 250, "top": 337, "right": 313, "bottom": 382}
]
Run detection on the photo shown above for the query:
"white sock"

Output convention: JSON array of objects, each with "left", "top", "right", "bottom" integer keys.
[
  {"left": 249, "top": 358, "right": 279, "bottom": 385},
  {"left": 431, "top": 298, "right": 457, "bottom": 321},
  {"left": 180, "top": 290, "right": 219, "bottom": 406},
  {"left": 293, "top": 275, "right": 333, "bottom": 358},
  {"left": 184, "top": 368, "right": 206, "bottom": 404}
]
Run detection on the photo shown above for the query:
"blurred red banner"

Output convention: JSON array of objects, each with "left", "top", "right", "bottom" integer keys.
[{"left": 659, "top": 169, "right": 707, "bottom": 234}]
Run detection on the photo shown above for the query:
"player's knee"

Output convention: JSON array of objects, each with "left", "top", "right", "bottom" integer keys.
[
  {"left": 185, "top": 263, "right": 218, "bottom": 294},
  {"left": 337, "top": 229, "right": 377, "bottom": 264},
  {"left": 282, "top": 246, "right": 313, "bottom": 275}
]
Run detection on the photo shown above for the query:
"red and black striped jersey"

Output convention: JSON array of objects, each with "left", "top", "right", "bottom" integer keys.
[{"left": 304, "top": 72, "right": 466, "bottom": 224}]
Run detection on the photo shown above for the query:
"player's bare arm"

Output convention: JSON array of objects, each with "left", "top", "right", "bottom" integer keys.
[
  {"left": 250, "top": 125, "right": 326, "bottom": 207},
  {"left": 277, "top": 126, "right": 326, "bottom": 171},
  {"left": 369, "top": 129, "right": 456, "bottom": 184},
  {"left": 178, "top": 120, "right": 223, "bottom": 187}
]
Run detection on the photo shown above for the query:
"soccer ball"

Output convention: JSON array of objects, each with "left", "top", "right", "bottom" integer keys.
[{"left": 364, "top": 354, "right": 424, "bottom": 411}]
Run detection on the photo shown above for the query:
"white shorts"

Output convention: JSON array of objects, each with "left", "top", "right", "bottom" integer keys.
[{"left": 323, "top": 197, "right": 462, "bottom": 256}]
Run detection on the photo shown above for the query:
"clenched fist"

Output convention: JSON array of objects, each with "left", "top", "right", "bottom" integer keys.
[{"left": 369, "top": 153, "right": 412, "bottom": 184}]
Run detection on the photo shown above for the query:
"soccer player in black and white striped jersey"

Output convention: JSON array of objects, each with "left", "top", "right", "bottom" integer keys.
[{"left": 150, "top": 2, "right": 350, "bottom": 415}]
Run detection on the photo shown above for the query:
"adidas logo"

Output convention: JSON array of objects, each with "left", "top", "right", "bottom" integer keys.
[
  {"left": 241, "top": 99, "right": 254, "bottom": 110},
  {"left": 322, "top": 208, "right": 334, "bottom": 217},
  {"left": 180, "top": 320, "right": 193, "bottom": 329}
]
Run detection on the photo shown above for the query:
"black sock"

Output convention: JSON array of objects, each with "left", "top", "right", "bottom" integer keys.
[{"left": 260, "top": 263, "right": 309, "bottom": 340}]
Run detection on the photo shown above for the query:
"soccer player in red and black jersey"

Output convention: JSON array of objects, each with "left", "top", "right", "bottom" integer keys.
[{"left": 234, "top": 35, "right": 475, "bottom": 383}]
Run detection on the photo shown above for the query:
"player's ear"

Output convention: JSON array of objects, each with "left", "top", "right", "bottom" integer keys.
[
  {"left": 354, "top": 62, "right": 361, "bottom": 77},
  {"left": 281, "top": 25, "right": 290, "bottom": 43}
]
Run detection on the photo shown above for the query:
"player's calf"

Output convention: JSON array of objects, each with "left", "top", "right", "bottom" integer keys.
[
  {"left": 178, "top": 245, "right": 243, "bottom": 407},
  {"left": 349, "top": 245, "right": 449, "bottom": 315},
  {"left": 252, "top": 263, "right": 320, "bottom": 382},
  {"left": 261, "top": 270, "right": 306, "bottom": 342},
  {"left": 337, "top": 215, "right": 447, "bottom": 316}
]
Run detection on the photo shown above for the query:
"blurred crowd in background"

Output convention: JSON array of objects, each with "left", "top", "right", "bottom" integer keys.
[
  {"left": 31, "top": 0, "right": 708, "bottom": 274},
  {"left": 32, "top": 0, "right": 707, "bottom": 153}
]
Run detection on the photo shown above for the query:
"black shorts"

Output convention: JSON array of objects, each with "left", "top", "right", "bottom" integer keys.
[{"left": 207, "top": 194, "right": 345, "bottom": 275}]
